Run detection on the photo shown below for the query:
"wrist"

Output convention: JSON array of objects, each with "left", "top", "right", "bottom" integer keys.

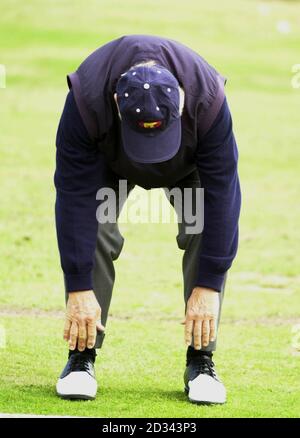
[
  {"left": 68, "top": 289, "right": 93, "bottom": 294},
  {"left": 192, "top": 286, "right": 217, "bottom": 294},
  {"left": 64, "top": 272, "right": 93, "bottom": 294}
]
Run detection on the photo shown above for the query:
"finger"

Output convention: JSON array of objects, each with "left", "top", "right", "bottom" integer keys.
[
  {"left": 209, "top": 319, "right": 216, "bottom": 342},
  {"left": 180, "top": 319, "right": 186, "bottom": 325},
  {"left": 63, "top": 319, "right": 71, "bottom": 341},
  {"left": 96, "top": 321, "right": 105, "bottom": 332},
  {"left": 87, "top": 320, "right": 97, "bottom": 349},
  {"left": 78, "top": 323, "right": 87, "bottom": 352},
  {"left": 185, "top": 319, "right": 194, "bottom": 346},
  {"left": 202, "top": 319, "right": 210, "bottom": 347},
  {"left": 69, "top": 322, "right": 78, "bottom": 350},
  {"left": 193, "top": 320, "right": 202, "bottom": 350}
]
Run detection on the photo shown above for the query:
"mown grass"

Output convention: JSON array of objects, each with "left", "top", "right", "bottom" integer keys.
[{"left": 0, "top": 0, "right": 299, "bottom": 417}]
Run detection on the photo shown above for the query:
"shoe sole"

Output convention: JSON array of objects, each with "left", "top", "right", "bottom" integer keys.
[
  {"left": 57, "top": 392, "right": 95, "bottom": 401},
  {"left": 184, "top": 387, "right": 226, "bottom": 405}
]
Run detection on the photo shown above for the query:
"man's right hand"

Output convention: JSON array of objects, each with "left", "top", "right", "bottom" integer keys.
[{"left": 63, "top": 290, "right": 105, "bottom": 351}]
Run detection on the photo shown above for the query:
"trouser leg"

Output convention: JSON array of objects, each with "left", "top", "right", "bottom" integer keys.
[
  {"left": 92, "top": 180, "right": 134, "bottom": 349},
  {"left": 64, "top": 219, "right": 124, "bottom": 350},
  {"left": 92, "top": 221, "right": 124, "bottom": 348},
  {"left": 165, "top": 171, "right": 226, "bottom": 352}
]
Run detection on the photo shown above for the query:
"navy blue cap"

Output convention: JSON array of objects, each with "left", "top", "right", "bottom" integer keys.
[{"left": 116, "top": 64, "right": 181, "bottom": 164}]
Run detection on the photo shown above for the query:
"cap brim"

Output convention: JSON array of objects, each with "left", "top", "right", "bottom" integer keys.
[{"left": 121, "top": 118, "right": 181, "bottom": 164}]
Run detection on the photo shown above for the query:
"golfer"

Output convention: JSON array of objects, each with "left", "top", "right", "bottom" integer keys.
[{"left": 54, "top": 35, "right": 241, "bottom": 404}]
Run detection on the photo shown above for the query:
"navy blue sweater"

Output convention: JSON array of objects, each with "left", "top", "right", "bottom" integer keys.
[{"left": 55, "top": 90, "right": 241, "bottom": 293}]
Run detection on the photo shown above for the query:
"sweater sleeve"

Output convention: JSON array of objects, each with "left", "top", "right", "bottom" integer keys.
[
  {"left": 54, "top": 90, "right": 107, "bottom": 293},
  {"left": 195, "top": 98, "right": 241, "bottom": 292}
]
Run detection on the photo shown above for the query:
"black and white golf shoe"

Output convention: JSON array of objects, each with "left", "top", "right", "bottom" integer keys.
[
  {"left": 184, "top": 349, "right": 226, "bottom": 404},
  {"left": 56, "top": 350, "right": 97, "bottom": 400}
]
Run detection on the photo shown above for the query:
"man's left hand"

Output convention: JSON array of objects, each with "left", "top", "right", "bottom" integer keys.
[{"left": 183, "top": 287, "right": 220, "bottom": 350}]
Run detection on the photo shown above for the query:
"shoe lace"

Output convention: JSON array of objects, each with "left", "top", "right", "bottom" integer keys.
[
  {"left": 69, "top": 354, "right": 92, "bottom": 372},
  {"left": 193, "top": 357, "right": 216, "bottom": 379}
]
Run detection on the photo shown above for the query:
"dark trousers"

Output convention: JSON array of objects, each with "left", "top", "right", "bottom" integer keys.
[{"left": 92, "top": 170, "right": 226, "bottom": 351}]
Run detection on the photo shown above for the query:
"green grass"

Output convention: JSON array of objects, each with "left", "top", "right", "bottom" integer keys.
[
  {"left": 1, "top": 316, "right": 299, "bottom": 418},
  {"left": 0, "top": 0, "right": 300, "bottom": 418}
]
